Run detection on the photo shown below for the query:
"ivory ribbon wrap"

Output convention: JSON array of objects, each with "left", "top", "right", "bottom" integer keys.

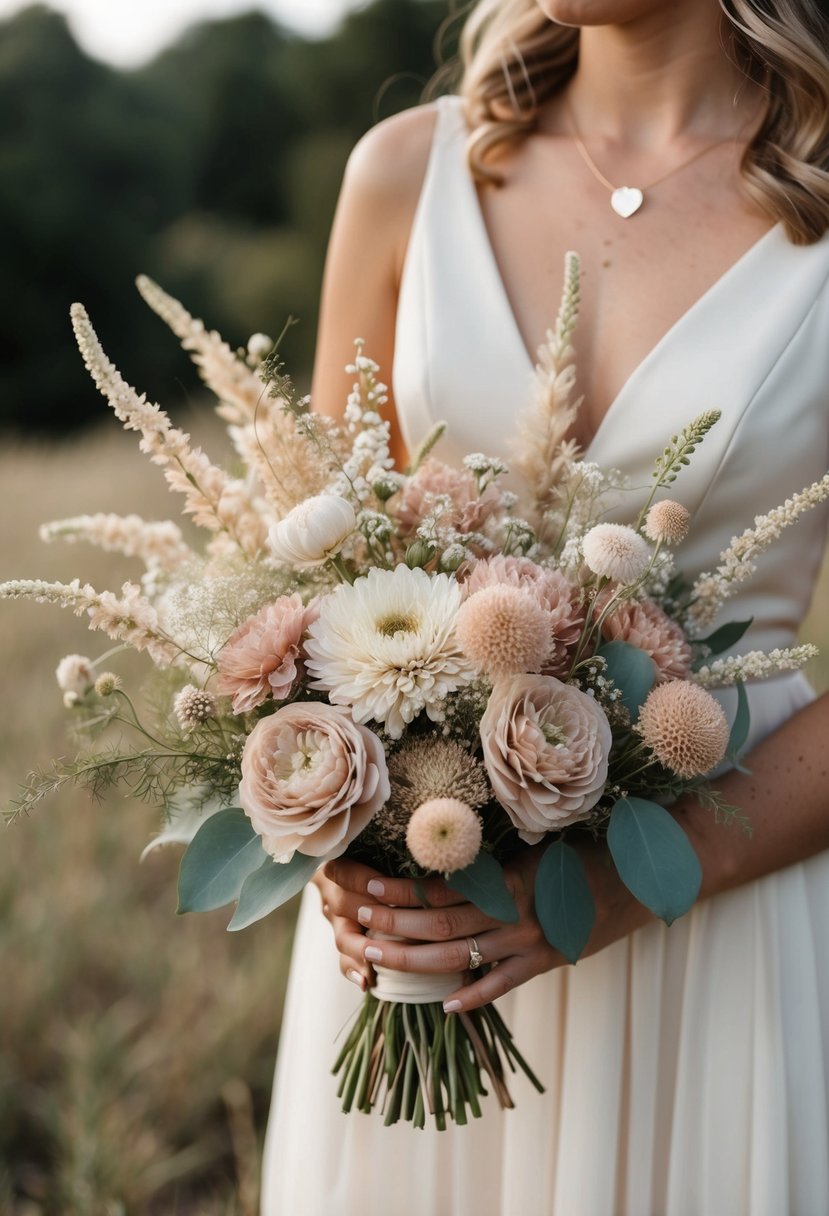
[{"left": 369, "top": 932, "right": 464, "bottom": 1005}]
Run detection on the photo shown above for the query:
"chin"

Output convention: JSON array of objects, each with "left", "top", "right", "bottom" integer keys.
[{"left": 535, "top": 0, "right": 666, "bottom": 25}]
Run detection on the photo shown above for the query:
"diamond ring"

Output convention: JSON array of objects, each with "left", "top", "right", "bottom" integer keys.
[{"left": 467, "top": 937, "right": 484, "bottom": 970}]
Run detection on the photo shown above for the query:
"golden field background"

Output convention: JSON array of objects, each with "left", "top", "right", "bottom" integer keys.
[{"left": 1, "top": 416, "right": 827, "bottom": 1213}]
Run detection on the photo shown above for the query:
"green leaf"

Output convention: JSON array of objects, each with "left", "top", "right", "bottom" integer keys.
[
  {"left": 447, "top": 851, "right": 518, "bottom": 923},
  {"left": 727, "top": 680, "right": 751, "bottom": 761},
  {"left": 607, "top": 796, "right": 702, "bottom": 925},
  {"left": 598, "top": 641, "right": 657, "bottom": 720},
  {"left": 692, "top": 618, "right": 753, "bottom": 669},
  {"left": 228, "top": 852, "right": 319, "bottom": 931},
  {"left": 534, "top": 840, "right": 595, "bottom": 963},
  {"left": 177, "top": 808, "right": 266, "bottom": 914}
]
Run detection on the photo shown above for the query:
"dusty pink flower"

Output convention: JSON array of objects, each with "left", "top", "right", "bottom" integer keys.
[
  {"left": 216, "top": 594, "right": 318, "bottom": 713},
  {"left": 638, "top": 680, "right": 729, "bottom": 778},
  {"left": 456, "top": 584, "right": 552, "bottom": 677},
  {"left": 406, "top": 798, "right": 482, "bottom": 873},
  {"left": 595, "top": 589, "right": 692, "bottom": 681},
  {"left": 239, "top": 701, "right": 390, "bottom": 861},
  {"left": 480, "top": 674, "right": 611, "bottom": 842},
  {"left": 463, "top": 556, "right": 584, "bottom": 678},
  {"left": 393, "top": 458, "right": 502, "bottom": 537}
]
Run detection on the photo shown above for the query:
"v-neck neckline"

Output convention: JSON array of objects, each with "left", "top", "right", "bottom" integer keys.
[{"left": 458, "top": 130, "right": 782, "bottom": 456}]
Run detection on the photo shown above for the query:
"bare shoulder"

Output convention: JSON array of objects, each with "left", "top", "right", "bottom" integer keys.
[{"left": 343, "top": 102, "right": 442, "bottom": 221}]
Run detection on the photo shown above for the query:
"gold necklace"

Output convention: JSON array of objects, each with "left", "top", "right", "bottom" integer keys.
[{"left": 567, "top": 103, "right": 739, "bottom": 218}]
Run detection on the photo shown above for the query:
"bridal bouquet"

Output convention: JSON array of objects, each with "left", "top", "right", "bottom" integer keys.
[{"left": 4, "top": 257, "right": 827, "bottom": 1129}]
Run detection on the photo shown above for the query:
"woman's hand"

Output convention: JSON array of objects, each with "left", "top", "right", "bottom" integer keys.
[{"left": 316, "top": 840, "right": 655, "bottom": 1011}]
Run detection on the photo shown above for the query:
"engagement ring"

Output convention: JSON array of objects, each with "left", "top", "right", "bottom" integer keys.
[{"left": 467, "top": 937, "right": 484, "bottom": 970}]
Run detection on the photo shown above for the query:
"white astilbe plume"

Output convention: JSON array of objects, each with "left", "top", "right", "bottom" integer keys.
[
  {"left": 39, "top": 513, "right": 192, "bottom": 572},
  {"left": 0, "top": 578, "right": 182, "bottom": 667},
  {"left": 694, "top": 645, "right": 818, "bottom": 687},
  {"left": 136, "top": 275, "right": 333, "bottom": 518},
  {"left": 512, "top": 252, "right": 583, "bottom": 527},
  {"left": 70, "top": 303, "right": 266, "bottom": 556},
  {"left": 688, "top": 474, "right": 829, "bottom": 631}
]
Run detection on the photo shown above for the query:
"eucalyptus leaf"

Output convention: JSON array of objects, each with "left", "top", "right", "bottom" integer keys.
[
  {"left": 228, "top": 851, "right": 319, "bottom": 931},
  {"left": 177, "top": 808, "right": 266, "bottom": 914},
  {"left": 534, "top": 840, "right": 595, "bottom": 963},
  {"left": 691, "top": 618, "right": 753, "bottom": 669},
  {"left": 607, "top": 796, "right": 701, "bottom": 925},
  {"left": 727, "top": 680, "right": 751, "bottom": 761},
  {"left": 448, "top": 851, "right": 518, "bottom": 923},
  {"left": 598, "top": 640, "right": 657, "bottom": 720}
]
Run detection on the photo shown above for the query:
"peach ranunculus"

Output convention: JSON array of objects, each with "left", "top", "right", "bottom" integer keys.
[
  {"left": 216, "top": 594, "right": 318, "bottom": 713},
  {"left": 480, "top": 674, "right": 611, "bottom": 842},
  {"left": 595, "top": 588, "right": 692, "bottom": 682},
  {"left": 239, "top": 701, "right": 390, "bottom": 861}
]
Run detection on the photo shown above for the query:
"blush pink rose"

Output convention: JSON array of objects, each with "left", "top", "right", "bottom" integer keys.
[
  {"left": 480, "top": 674, "right": 611, "bottom": 842},
  {"left": 216, "top": 594, "right": 318, "bottom": 713},
  {"left": 239, "top": 701, "right": 390, "bottom": 861}
]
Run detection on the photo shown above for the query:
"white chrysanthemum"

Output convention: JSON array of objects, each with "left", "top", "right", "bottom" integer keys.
[
  {"left": 582, "top": 523, "right": 651, "bottom": 584},
  {"left": 304, "top": 565, "right": 474, "bottom": 739}
]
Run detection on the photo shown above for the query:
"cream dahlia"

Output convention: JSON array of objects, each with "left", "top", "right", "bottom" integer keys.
[
  {"left": 304, "top": 565, "right": 473, "bottom": 739},
  {"left": 637, "top": 681, "right": 730, "bottom": 778},
  {"left": 406, "top": 798, "right": 483, "bottom": 873}
]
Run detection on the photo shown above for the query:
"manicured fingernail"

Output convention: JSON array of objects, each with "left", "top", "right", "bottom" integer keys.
[
  {"left": 357, "top": 905, "right": 372, "bottom": 925},
  {"left": 347, "top": 969, "right": 366, "bottom": 990},
  {"left": 364, "top": 945, "right": 383, "bottom": 962},
  {"left": 367, "top": 879, "right": 385, "bottom": 898},
  {"left": 443, "top": 1000, "right": 462, "bottom": 1014}
]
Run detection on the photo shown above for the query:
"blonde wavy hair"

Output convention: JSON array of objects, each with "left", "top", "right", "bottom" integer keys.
[{"left": 455, "top": 0, "right": 829, "bottom": 244}]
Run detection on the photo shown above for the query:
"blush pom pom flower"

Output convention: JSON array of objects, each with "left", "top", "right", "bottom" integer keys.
[
  {"left": 456, "top": 584, "right": 552, "bottom": 677},
  {"left": 174, "top": 685, "right": 216, "bottom": 731},
  {"left": 644, "top": 500, "right": 690, "bottom": 544},
  {"left": 638, "top": 680, "right": 730, "bottom": 778},
  {"left": 94, "top": 672, "right": 121, "bottom": 697},
  {"left": 582, "top": 524, "right": 651, "bottom": 585},
  {"left": 406, "top": 798, "right": 483, "bottom": 874},
  {"left": 56, "top": 654, "right": 94, "bottom": 697},
  {"left": 216, "top": 593, "right": 318, "bottom": 713},
  {"left": 268, "top": 494, "right": 356, "bottom": 569}
]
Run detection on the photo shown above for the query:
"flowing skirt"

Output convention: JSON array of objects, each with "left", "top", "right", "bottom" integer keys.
[{"left": 261, "top": 673, "right": 829, "bottom": 1216}]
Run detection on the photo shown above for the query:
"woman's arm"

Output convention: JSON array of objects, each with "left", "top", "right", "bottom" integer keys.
[{"left": 318, "top": 686, "right": 829, "bottom": 1005}]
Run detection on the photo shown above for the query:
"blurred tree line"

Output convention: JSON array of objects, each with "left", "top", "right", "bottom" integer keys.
[{"left": 0, "top": 1, "right": 459, "bottom": 433}]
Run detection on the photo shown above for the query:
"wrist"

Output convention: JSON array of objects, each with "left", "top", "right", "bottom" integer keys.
[{"left": 670, "top": 793, "right": 746, "bottom": 901}]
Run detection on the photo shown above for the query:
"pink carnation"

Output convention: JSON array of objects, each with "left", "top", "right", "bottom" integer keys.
[
  {"left": 216, "top": 594, "right": 318, "bottom": 713},
  {"left": 595, "top": 589, "right": 692, "bottom": 682},
  {"left": 392, "top": 458, "right": 502, "bottom": 538},
  {"left": 463, "top": 555, "right": 584, "bottom": 678}
]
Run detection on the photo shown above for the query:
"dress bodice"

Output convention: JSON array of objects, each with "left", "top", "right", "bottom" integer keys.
[{"left": 393, "top": 95, "right": 829, "bottom": 655}]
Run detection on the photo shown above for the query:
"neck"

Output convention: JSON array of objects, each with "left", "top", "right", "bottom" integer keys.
[{"left": 559, "top": 4, "right": 762, "bottom": 148}]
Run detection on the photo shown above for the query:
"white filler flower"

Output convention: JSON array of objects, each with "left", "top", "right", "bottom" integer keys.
[
  {"left": 305, "top": 565, "right": 473, "bottom": 739},
  {"left": 268, "top": 494, "right": 357, "bottom": 569}
]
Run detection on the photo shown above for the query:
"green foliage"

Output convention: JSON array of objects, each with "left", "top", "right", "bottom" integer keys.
[
  {"left": 598, "top": 640, "right": 657, "bottom": 721},
  {"left": 177, "top": 808, "right": 267, "bottom": 914},
  {"left": 447, "top": 851, "right": 519, "bottom": 923},
  {"left": 534, "top": 839, "right": 596, "bottom": 963},
  {"left": 228, "top": 852, "right": 320, "bottom": 931},
  {"left": 607, "top": 796, "right": 702, "bottom": 925},
  {"left": 0, "top": 0, "right": 452, "bottom": 433}
]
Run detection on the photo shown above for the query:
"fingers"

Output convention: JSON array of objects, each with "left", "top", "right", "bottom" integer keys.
[
  {"left": 331, "top": 914, "right": 373, "bottom": 992},
  {"left": 356, "top": 900, "right": 498, "bottom": 943},
  {"left": 323, "top": 860, "right": 464, "bottom": 909},
  {"left": 442, "top": 955, "right": 542, "bottom": 1014}
]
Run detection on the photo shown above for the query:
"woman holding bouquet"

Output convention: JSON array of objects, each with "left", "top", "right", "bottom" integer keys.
[{"left": 262, "top": 1, "right": 829, "bottom": 1212}]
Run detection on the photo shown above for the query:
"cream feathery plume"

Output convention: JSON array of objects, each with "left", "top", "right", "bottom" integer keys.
[
  {"left": 0, "top": 578, "right": 184, "bottom": 667},
  {"left": 688, "top": 473, "right": 829, "bottom": 631},
  {"left": 135, "top": 275, "right": 333, "bottom": 518},
  {"left": 511, "top": 251, "right": 583, "bottom": 527},
  {"left": 70, "top": 303, "right": 266, "bottom": 556},
  {"left": 39, "top": 513, "right": 192, "bottom": 572},
  {"left": 693, "top": 644, "right": 819, "bottom": 687}
]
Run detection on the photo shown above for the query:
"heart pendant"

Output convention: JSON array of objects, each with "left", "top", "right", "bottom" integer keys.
[{"left": 610, "top": 186, "right": 644, "bottom": 218}]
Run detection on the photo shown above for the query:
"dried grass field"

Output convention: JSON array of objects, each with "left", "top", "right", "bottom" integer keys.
[{"left": 1, "top": 419, "right": 827, "bottom": 1213}]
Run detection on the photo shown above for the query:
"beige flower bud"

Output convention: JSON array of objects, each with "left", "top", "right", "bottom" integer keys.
[{"left": 268, "top": 495, "right": 357, "bottom": 569}]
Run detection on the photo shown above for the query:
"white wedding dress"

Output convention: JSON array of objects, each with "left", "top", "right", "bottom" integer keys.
[{"left": 261, "top": 97, "right": 829, "bottom": 1216}]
